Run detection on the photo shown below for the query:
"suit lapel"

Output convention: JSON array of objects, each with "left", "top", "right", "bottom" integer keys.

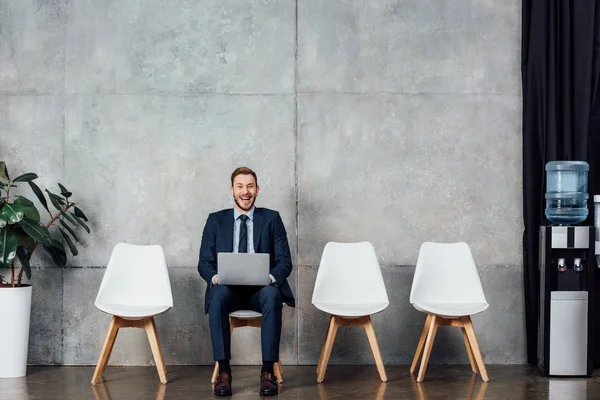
[
  {"left": 253, "top": 208, "right": 264, "bottom": 251},
  {"left": 223, "top": 209, "right": 234, "bottom": 252}
]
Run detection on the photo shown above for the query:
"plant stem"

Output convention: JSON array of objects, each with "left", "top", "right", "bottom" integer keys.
[
  {"left": 11, "top": 262, "right": 15, "bottom": 287},
  {"left": 46, "top": 203, "right": 74, "bottom": 229},
  {"left": 5, "top": 182, "right": 11, "bottom": 203}
]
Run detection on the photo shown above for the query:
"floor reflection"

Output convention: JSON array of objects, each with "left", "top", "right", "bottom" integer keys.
[
  {"left": 318, "top": 379, "right": 387, "bottom": 400},
  {"left": 411, "top": 373, "right": 488, "bottom": 400},
  {"left": 91, "top": 381, "right": 167, "bottom": 400},
  {"left": 5, "top": 365, "right": 600, "bottom": 400},
  {"left": 548, "top": 379, "right": 586, "bottom": 400},
  {"left": 0, "top": 377, "right": 30, "bottom": 400}
]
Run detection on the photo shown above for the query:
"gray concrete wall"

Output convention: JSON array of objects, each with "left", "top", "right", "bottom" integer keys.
[{"left": 0, "top": 0, "right": 524, "bottom": 366}]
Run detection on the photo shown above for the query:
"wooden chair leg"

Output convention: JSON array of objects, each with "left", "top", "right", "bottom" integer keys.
[
  {"left": 91, "top": 316, "right": 121, "bottom": 385},
  {"left": 417, "top": 314, "right": 438, "bottom": 382},
  {"left": 211, "top": 362, "right": 219, "bottom": 384},
  {"left": 410, "top": 314, "right": 433, "bottom": 374},
  {"left": 144, "top": 317, "right": 168, "bottom": 384},
  {"left": 462, "top": 316, "right": 489, "bottom": 382},
  {"left": 462, "top": 326, "right": 478, "bottom": 373},
  {"left": 363, "top": 316, "right": 388, "bottom": 382},
  {"left": 317, "top": 315, "right": 339, "bottom": 383},
  {"left": 274, "top": 360, "right": 284, "bottom": 383},
  {"left": 317, "top": 316, "right": 334, "bottom": 374}
]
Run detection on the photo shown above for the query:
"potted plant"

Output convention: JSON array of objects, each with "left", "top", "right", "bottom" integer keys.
[{"left": 0, "top": 161, "right": 90, "bottom": 378}]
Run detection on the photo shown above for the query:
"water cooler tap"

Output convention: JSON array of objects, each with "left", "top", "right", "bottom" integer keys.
[{"left": 558, "top": 258, "right": 566, "bottom": 272}]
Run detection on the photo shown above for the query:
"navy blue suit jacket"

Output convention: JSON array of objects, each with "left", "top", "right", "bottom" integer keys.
[{"left": 198, "top": 207, "right": 295, "bottom": 313}]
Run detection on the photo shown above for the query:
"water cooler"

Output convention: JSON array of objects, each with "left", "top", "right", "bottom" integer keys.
[
  {"left": 537, "top": 225, "right": 595, "bottom": 376},
  {"left": 537, "top": 161, "right": 595, "bottom": 376}
]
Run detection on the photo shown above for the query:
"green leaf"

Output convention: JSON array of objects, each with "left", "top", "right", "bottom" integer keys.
[
  {"left": 0, "top": 230, "right": 17, "bottom": 269},
  {"left": 13, "top": 227, "right": 35, "bottom": 250},
  {"left": 44, "top": 240, "right": 66, "bottom": 267},
  {"left": 0, "top": 202, "right": 25, "bottom": 224},
  {"left": 57, "top": 183, "right": 72, "bottom": 198},
  {"left": 46, "top": 190, "right": 64, "bottom": 211},
  {"left": 13, "top": 173, "right": 38, "bottom": 183},
  {"left": 28, "top": 181, "right": 50, "bottom": 214},
  {"left": 0, "top": 161, "right": 9, "bottom": 181},
  {"left": 71, "top": 213, "right": 90, "bottom": 233},
  {"left": 16, "top": 247, "right": 31, "bottom": 280},
  {"left": 0, "top": 213, "right": 6, "bottom": 229},
  {"left": 74, "top": 206, "right": 88, "bottom": 222},
  {"left": 15, "top": 196, "right": 34, "bottom": 207},
  {"left": 59, "top": 219, "right": 80, "bottom": 242},
  {"left": 59, "top": 228, "right": 78, "bottom": 256},
  {"left": 14, "top": 197, "right": 40, "bottom": 222},
  {"left": 61, "top": 211, "right": 78, "bottom": 226},
  {"left": 22, "top": 205, "right": 40, "bottom": 222},
  {"left": 48, "top": 190, "right": 65, "bottom": 204},
  {"left": 0, "top": 181, "right": 5, "bottom": 188},
  {"left": 21, "top": 217, "right": 51, "bottom": 245}
]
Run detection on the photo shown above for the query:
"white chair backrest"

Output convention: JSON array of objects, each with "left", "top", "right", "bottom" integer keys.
[
  {"left": 410, "top": 242, "right": 487, "bottom": 305},
  {"left": 95, "top": 243, "right": 173, "bottom": 307},
  {"left": 312, "top": 242, "right": 389, "bottom": 306}
]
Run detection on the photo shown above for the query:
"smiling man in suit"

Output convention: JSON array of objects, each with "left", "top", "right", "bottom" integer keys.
[{"left": 198, "top": 166, "right": 295, "bottom": 396}]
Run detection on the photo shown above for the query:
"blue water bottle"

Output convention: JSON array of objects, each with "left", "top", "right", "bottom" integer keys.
[{"left": 545, "top": 161, "right": 589, "bottom": 225}]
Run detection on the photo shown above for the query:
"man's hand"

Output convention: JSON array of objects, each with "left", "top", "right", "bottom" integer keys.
[{"left": 213, "top": 275, "right": 219, "bottom": 285}]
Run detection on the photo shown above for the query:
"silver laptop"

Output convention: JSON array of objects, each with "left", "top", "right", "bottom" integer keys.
[{"left": 217, "top": 253, "right": 270, "bottom": 286}]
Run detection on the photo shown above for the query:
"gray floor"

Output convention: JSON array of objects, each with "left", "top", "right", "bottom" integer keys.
[{"left": 0, "top": 365, "right": 598, "bottom": 399}]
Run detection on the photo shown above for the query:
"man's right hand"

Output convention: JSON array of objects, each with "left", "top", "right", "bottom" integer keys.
[{"left": 212, "top": 275, "right": 219, "bottom": 285}]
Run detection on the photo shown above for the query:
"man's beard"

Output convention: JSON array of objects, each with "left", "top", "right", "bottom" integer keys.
[{"left": 234, "top": 195, "right": 256, "bottom": 211}]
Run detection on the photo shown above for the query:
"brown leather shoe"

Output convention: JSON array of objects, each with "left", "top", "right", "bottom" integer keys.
[
  {"left": 259, "top": 372, "right": 279, "bottom": 396},
  {"left": 213, "top": 372, "right": 232, "bottom": 396}
]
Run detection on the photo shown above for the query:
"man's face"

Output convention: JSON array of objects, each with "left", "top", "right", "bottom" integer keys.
[{"left": 231, "top": 174, "right": 259, "bottom": 212}]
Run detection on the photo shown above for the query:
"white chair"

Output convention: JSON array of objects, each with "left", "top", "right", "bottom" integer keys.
[
  {"left": 210, "top": 310, "right": 284, "bottom": 384},
  {"left": 312, "top": 242, "right": 389, "bottom": 383},
  {"left": 409, "top": 242, "right": 490, "bottom": 382},
  {"left": 91, "top": 243, "right": 173, "bottom": 385}
]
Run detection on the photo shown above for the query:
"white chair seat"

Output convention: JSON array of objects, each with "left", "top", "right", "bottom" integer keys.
[
  {"left": 314, "top": 302, "right": 388, "bottom": 317},
  {"left": 96, "top": 302, "right": 171, "bottom": 319},
  {"left": 412, "top": 301, "right": 489, "bottom": 318},
  {"left": 229, "top": 310, "right": 262, "bottom": 319}
]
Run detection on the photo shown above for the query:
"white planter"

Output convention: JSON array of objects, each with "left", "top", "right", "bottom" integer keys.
[{"left": 0, "top": 285, "right": 32, "bottom": 378}]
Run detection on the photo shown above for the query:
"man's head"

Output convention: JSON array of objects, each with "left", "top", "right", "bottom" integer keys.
[{"left": 231, "top": 167, "right": 259, "bottom": 213}]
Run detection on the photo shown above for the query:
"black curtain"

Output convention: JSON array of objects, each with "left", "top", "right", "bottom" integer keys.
[{"left": 522, "top": 0, "right": 600, "bottom": 364}]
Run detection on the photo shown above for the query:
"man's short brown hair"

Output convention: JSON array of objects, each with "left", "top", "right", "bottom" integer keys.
[{"left": 231, "top": 166, "right": 258, "bottom": 186}]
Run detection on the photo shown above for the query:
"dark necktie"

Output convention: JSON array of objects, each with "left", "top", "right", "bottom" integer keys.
[{"left": 238, "top": 214, "right": 249, "bottom": 253}]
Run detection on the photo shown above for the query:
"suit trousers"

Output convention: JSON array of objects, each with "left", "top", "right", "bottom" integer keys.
[{"left": 208, "top": 284, "right": 283, "bottom": 362}]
